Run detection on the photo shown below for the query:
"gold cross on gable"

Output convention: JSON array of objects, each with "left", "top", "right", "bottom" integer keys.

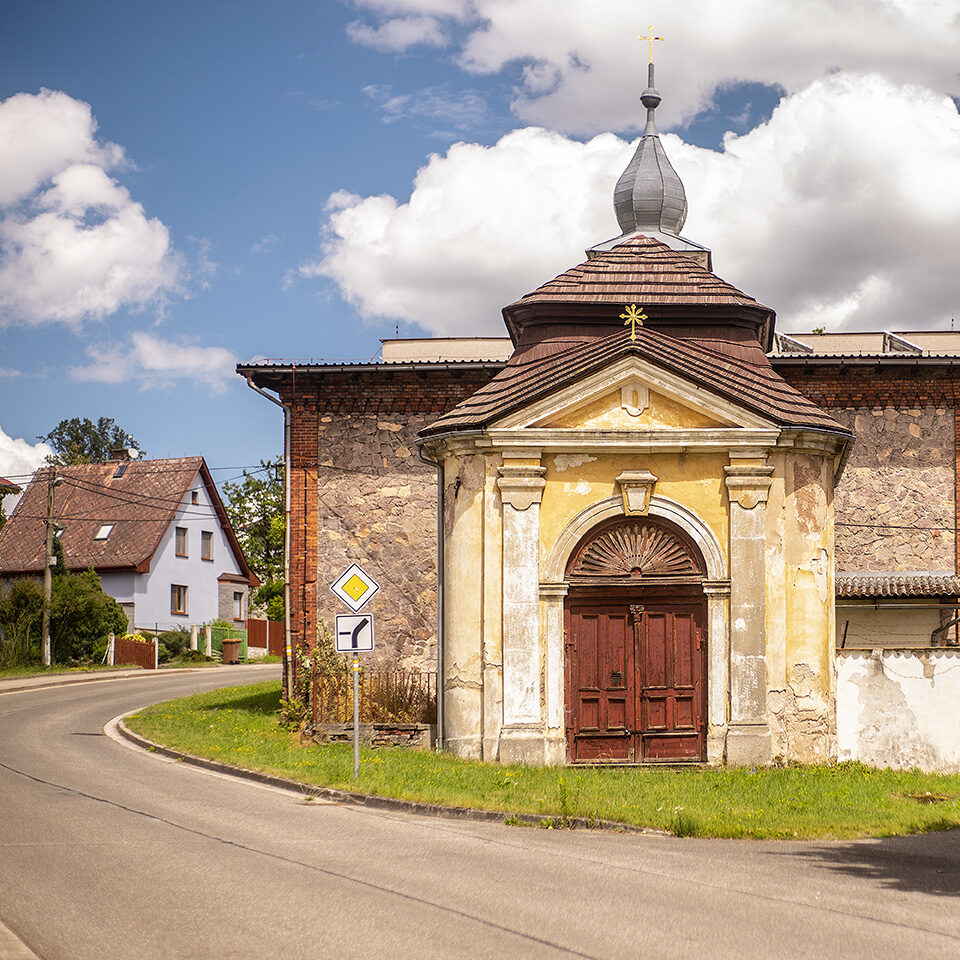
[
  {"left": 620, "top": 304, "right": 647, "bottom": 340},
  {"left": 638, "top": 24, "right": 664, "bottom": 63}
]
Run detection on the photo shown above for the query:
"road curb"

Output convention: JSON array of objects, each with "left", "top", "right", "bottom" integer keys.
[
  {"left": 115, "top": 718, "right": 664, "bottom": 835},
  {"left": 0, "top": 663, "right": 277, "bottom": 696},
  {"left": 0, "top": 918, "right": 41, "bottom": 960}
]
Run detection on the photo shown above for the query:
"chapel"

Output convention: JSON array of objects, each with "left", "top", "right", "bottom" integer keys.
[{"left": 240, "top": 63, "right": 960, "bottom": 771}]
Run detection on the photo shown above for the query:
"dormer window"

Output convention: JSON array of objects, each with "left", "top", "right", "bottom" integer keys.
[{"left": 94, "top": 524, "right": 114, "bottom": 541}]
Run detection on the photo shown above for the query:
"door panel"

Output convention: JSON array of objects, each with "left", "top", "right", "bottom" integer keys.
[
  {"left": 566, "top": 606, "right": 634, "bottom": 761},
  {"left": 567, "top": 597, "right": 706, "bottom": 762}
]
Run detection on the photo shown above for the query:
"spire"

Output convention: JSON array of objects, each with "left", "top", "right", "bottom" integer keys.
[{"left": 613, "top": 59, "right": 688, "bottom": 237}]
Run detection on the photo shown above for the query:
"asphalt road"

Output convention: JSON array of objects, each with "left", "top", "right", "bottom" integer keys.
[{"left": 1, "top": 668, "right": 958, "bottom": 960}]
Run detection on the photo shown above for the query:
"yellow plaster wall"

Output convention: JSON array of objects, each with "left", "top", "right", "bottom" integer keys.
[
  {"left": 539, "top": 451, "right": 730, "bottom": 569},
  {"left": 540, "top": 389, "right": 724, "bottom": 431},
  {"left": 768, "top": 450, "right": 837, "bottom": 761}
]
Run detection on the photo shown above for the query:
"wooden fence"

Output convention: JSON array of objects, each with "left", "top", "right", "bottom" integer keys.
[
  {"left": 311, "top": 666, "right": 437, "bottom": 725},
  {"left": 111, "top": 635, "right": 157, "bottom": 670},
  {"left": 246, "top": 618, "right": 284, "bottom": 656}
]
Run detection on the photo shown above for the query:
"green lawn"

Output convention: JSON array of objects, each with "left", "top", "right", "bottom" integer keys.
[{"left": 125, "top": 680, "right": 960, "bottom": 840}]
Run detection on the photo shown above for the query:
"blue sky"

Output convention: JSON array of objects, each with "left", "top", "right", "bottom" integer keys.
[{"left": 1, "top": 1, "right": 958, "bottom": 484}]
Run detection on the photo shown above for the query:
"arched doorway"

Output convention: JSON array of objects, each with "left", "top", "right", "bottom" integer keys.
[{"left": 563, "top": 515, "right": 708, "bottom": 763}]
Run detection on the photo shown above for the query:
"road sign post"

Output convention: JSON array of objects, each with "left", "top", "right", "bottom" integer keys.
[
  {"left": 353, "top": 656, "right": 360, "bottom": 779},
  {"left": 332, "top": 563, "right": 378, "bottom": 780}
]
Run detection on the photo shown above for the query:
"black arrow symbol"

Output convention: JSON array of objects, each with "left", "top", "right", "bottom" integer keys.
[{"left": 350, "top": 617, "right": 369, "bottom": 650}]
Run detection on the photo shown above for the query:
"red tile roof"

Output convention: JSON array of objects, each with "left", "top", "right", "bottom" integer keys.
[
  {"left": 0, "top": 457, "right": 256, "bottom": 584},
  {"left": 421, "top": 326, "right": 849, "bottom": 438},
  {"left": 0, "top": 477, "right": 21, "bottom": 493}
]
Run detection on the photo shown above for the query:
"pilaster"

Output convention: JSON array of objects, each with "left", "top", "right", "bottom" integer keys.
[
  {"left": 498, "top": 460, "right": 547, "bottom": 764},
  {"left": 724, "top": 460, "right": 774, "bottom": 765}
]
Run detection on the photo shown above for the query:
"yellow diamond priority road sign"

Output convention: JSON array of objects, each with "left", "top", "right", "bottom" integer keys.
[{"left": 331, "top": 562, "right": 380, "bottom": 612}]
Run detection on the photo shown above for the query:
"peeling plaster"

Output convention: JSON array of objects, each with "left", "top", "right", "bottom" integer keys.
[
  {"left": 837, "top": 650, "right": 960, "bottom": 772},
  {"left": 553, "top": 453, "right": 597, "bottom": 472},
  {"left": 803, "top": 549, "right": 830, "bottom": 603}
]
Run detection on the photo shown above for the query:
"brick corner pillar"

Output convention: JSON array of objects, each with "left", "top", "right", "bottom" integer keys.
[
  {"left": 497, "top": 460, "right": 548, "bottom": 765},
  {"left": 724, "top": 461, "right": 774, "bottom": 766}
]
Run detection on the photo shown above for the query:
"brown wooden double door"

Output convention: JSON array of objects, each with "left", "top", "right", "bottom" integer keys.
[{"left": 565, "top": 595, "right": 707, "bottom": 762}]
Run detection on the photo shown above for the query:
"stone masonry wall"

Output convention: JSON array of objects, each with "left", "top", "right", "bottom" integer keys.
[
  {"left": 830, "top": 406, "right": 955, "bottom": 573},
  {"left": 315, "top": 413, "right": 439, "bottom": 670},
  {"left": 281, "top": 367, "right": 497, "bottom": 672}
]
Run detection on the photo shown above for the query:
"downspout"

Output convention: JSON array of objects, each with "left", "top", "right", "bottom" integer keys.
[
  {"left": 244, "top": 376, "right": 293, "bottom": 700},
  {"left": 417, "top": 444, "right": 444, "bottom": 750}
]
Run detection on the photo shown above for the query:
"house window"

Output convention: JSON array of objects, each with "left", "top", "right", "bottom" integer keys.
[
  {"left": 113, "top": 463, "right": 128, "bottom": 479},
  {"left": 175, "top": 527, "right": 188, "bottom": 557},
  {"left": 93, "top": 524, "right": 114, "bottom": 541},
  {"left": 233, "top": 591, "right": 244, "bottom": 621},
  {"left": 201, "top": 530, "right": 213, "bottom": 561},
  {"left": 171, "top": 584, "right": 188, "bottom": 615},
  {"left": 191, "top": 490, "right": 199, "bottom": 505}
]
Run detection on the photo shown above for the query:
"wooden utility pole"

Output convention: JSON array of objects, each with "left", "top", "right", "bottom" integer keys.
[{"left": 41, "top": 467, "right": 58, "bottom": 666}]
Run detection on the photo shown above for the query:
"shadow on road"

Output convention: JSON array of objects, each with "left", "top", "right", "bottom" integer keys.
[{"left": 777, "top": 830, "right": 960, "bottom": 897}]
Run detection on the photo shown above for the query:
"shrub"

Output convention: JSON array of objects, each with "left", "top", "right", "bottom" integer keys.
[
  {"left": 156, "top": 629, "right": 188, "bottom": 663},
  {"left": 51, "top": 568, "right": 127, "bottom": 662},
  {"left": 0, "top": 579, "right": 43, "bottom": 668}
]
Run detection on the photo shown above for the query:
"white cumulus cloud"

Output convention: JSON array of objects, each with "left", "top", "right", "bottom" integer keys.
[
  {"left": 0, "top": 89, "right": 182, "bottom": 328},
  {"left": 348, "top": 0, "right": 960, "bottom": 135},
  {"left": 0, "top": 426, "right": 53, "bottom": 514},
  {"left": 302, "top": 73, "right": 960, "bottom": 335},
  {"left": 71, "top": 332, "right": 238, "bottom": 393}
]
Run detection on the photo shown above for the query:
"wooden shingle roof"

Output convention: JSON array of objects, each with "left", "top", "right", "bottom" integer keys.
[
  {"left": 421, "top": 326, "right": 849, "bottom": 438},
  {"left": 502, "top": 235, "right": 773, "bottom": 337}
]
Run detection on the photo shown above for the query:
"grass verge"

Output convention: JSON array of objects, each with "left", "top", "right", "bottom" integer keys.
[{"left": 125, "top": 680, "right": 960, "bottom": 840}]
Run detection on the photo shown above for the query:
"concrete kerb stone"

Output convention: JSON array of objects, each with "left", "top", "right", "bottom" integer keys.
[
  {"left": 114, "top": 717, "right": 666, "bottom": 836},
  {"left": 0, "top": 663, "right": 275, "bottom": 696},
  {"left": 0, "top": 918, "right": 41, "bottom": 960}
]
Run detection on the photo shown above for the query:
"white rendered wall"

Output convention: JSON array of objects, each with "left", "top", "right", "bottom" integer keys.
[
  {"left": 837, "top": 649, "right": 960, "bottom": 772},
  {"left": 131, "top": 477, "right": 243, "bottom": 631}
]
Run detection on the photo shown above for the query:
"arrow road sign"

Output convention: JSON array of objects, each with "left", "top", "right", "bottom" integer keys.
[{"left": 335, "top": 614, "right": 375, "bottom": 653}]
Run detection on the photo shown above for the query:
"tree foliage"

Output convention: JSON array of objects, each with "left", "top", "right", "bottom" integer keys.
[
  {"left": 41, "top": 417, "right": 144, "bottom": 465},
  {"left": 223, "top": 458, "right": 285, "bottom": 621},
  {"left": 0, "top": 563, "right": 127, "bottom": 667}
]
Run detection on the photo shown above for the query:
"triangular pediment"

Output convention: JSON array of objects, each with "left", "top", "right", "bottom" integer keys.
[{"left": 491, "top": 355, "right": 776, "bottom": 431}]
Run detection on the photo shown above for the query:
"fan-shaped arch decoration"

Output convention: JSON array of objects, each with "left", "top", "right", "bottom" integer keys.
[{"left": 567, "top": 518, "right": 704, "bottom": 579}]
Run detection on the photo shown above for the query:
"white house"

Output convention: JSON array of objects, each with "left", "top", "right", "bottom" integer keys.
[{"left": 0, "top": 455, "right": 257, "bottom": 631}]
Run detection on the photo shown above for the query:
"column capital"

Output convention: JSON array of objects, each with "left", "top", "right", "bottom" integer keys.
[
  {"left": 539, "top": 581, "right": 569, "bottom": 599},
  {"left": 498, "top": 463, "right": 546, "bottom": 511},
  {"left": 702, "top": 579, "right": 731, "bottom": 597},
  {"left": 724, "top": 464, "right": 774, "bottom": 510}
]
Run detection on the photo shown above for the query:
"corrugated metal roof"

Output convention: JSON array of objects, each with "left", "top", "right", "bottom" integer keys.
[{"left": 836, "top": 572, "right": 960, "bottom": 597}]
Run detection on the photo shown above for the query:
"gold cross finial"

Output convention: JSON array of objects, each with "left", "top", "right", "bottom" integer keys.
[
  {"left": 638, "top": 24, "right": 663, "bottom": 63},
  {"left": 620, "top": 304, "right": 647, "bottom": 340}
]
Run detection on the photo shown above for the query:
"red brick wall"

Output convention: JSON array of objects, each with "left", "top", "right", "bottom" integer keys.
[{"left": 281, "top": 369, "right": 496, "bottom": 661}]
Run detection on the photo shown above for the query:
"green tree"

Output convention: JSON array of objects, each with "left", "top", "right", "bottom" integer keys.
[
  {"left": 41, "top": 417, "right": 144, "bottom": 465},
  {"left": 223, "top": 458, "right": 285, "bottom": 621},
  {"left": 49, "top": 567, "right": 128, "bottom": 662}
]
